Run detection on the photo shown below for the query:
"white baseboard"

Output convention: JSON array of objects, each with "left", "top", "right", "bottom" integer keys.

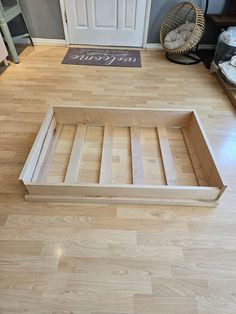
[
  {"left": 14, "top": 37, "right": 66, "bottom": 46},
  {"left": 146, "top": 43, "right": 216, "bottom": 50},
  {"left": 13, "top": 39, "right": 215, "bottom": 50},
  {"left": 146, "top": 43, "right": 163, "bottom": 50}
]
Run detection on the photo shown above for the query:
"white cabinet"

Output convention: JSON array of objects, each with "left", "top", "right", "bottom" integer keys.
[{"left": 0, "top": 32, "right": 8, "bottom": 66}]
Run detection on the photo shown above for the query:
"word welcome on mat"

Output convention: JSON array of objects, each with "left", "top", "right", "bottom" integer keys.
[{"left": 62, "top": 48, "right": 141, "bottom": 67}]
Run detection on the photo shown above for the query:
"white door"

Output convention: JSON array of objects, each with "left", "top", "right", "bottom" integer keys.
[{"left": 64, "top": 0, "right": 148, "bottom": 47}]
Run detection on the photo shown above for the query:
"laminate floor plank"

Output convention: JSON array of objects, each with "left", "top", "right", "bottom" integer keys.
[{"left": 0, "top": 46, "right": 236, "bottom": 313}]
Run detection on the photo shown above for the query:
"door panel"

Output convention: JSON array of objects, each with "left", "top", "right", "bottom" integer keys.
[
  {"left": 125, "top": 0, "right": 136, "bottom": 29},
  {"left": 93, "top": 0, "right": 118, "bottom": 28},
  {"left": 75, "top": 0, "right": 88, "bottom": 28},
  {"left": 65, "top": 0, "right": 147, "bottom": 47}
]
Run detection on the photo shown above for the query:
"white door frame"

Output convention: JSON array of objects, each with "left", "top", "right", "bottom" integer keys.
[{"left": 59, "top": 0, "right": 152, "bottom": 48}]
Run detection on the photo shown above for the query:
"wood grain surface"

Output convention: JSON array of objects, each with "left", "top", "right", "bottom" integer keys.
[{"left": 0, "top": 46, "right": 236, "bottom": 313}]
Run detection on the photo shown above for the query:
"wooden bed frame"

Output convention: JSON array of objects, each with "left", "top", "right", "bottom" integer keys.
[{"left": 19, "top": 106, "right": 226, "bottom": 207}]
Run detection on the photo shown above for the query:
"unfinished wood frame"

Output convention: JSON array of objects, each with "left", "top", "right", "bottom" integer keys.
[{"left": 19, "top": 106, "right": 226, "bottom": 207}]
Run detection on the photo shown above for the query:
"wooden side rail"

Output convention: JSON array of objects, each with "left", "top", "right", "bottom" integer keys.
[
  {"left": 182, "top": 127, "right": 207, "bottom": 186},
  {"left": 38, "top": 123, "right": 63, "bottom": 183},
  {"left": 19, "top": 107, "right": 54, "bottom": 182},
  {"left": 157, "top": 126, "right": 177, "bottom": 186},
  {"left": 188, "top": 112, "right": 226, "bottom": 197},
  {"left": 64, "top": 124, "right": 87, "bottom": 184},
  {"left": 31, "top": 117, "right": 57, "bottom": 182}
]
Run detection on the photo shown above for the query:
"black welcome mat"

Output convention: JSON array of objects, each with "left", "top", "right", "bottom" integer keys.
[{"left": 62, "top": 48, "right": 141, "bottom": 68}]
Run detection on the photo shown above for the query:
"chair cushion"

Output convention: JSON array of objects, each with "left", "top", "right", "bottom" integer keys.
[{"left": 164, "top": 23, "right": 195, "bottom": 50}]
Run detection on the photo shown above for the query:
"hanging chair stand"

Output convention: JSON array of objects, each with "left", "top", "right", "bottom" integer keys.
[
  {"left": 160, "top": 1, "right": 206, "bottom": 65},
  {"left": 165, "top": 51, "right": 201, "bottom": 65}
]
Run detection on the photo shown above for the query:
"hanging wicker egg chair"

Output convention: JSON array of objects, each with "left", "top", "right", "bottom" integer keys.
[{"left": 160, "top": 1, "right": 205, "bottom": 64}]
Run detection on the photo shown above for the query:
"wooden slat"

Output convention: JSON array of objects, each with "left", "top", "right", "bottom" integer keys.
[
  {"left": 182, "top": 127, "right": 207, "bottom": 186},
  {"left": 157, "top": 127, "right": 177, "bottom": 185},
  {"left": 64, "top": 124, "right": 87, "bottom": 184},
  {"left": 38, "top": 123, "right": 63, "bottom": 183},
  {"left": 31, "top": 117, "right": 57, "bottom": 182},
  {"left": 99, "top": 125, "right": 113, "bottom": 184},
  {"left": 130, "top": 127, "right": 144, "bottom": 185}
]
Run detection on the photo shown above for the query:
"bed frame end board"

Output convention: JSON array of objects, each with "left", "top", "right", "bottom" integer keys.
[
  {"left": 19, "top": 107, "right": 54, "bottom": 184},
  {"left": 52, "top": 106, "right": 193, "bottom": 127},
  {"left": 25, "top": 183, "right": 221, "bottom": 201},
  {"left": 188, "top": 111, "right": 227, "bottom": 197},
  {"left": 25, "top": 194, "right": 219, "bottom": 207}
]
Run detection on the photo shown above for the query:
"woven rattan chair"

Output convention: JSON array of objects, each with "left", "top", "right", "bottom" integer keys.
[{"left": 160, "top": 1, "right": 205, "bottom": 64}]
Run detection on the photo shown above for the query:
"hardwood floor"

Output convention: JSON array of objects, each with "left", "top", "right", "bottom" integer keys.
[{"left": 0, "top": 46, "right": 236, "bottom": 314}]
